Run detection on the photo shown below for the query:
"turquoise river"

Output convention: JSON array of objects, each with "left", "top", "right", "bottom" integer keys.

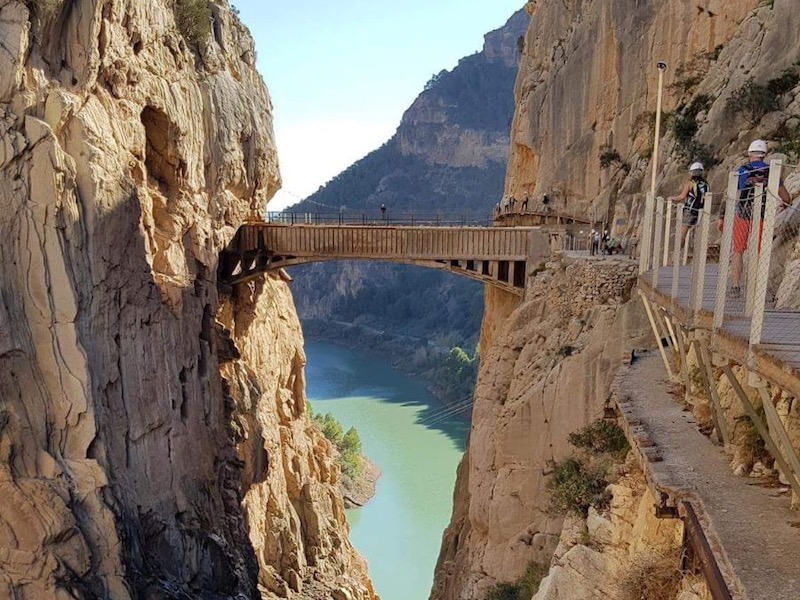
[{"left": 305, "top": 341, "right": 469, "bottom": 600}]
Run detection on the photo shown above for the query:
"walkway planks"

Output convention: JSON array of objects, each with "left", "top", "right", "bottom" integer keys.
[{"left": 638, "top": 265, "right": 800, "bottom": 398}]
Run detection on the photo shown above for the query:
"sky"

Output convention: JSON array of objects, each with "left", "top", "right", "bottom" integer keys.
[{"left": 234, "top": 0, "right": 525, "bottom": 211}]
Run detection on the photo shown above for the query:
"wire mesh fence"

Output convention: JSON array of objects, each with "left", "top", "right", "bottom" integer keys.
[{"left": 642, "top": 159, "right": 800, "bottom": 350}]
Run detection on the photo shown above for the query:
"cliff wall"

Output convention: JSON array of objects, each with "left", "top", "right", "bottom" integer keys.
[
  {"left": 432, "top": 2, "right": 800, "bottom": 597},
  {"left": 0, "top": 1, "right": 371, "bottom": 598},
  {"left": 508, "top": 0, "right": 799, "bottom": 237},
  {"left": 431, "top": 258, "right": 651, "bottom": 599}
]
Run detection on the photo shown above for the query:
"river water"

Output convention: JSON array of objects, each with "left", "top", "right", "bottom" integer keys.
[{"left": 305, "top": 341, "right": 469, "bottom": 600}]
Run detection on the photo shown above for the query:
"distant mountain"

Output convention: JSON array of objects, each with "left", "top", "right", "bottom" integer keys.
[{"left": 288, "top": 10, "right": 529, "bottom": 367}]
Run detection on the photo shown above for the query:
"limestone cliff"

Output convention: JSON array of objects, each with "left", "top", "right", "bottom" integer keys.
[
  {"left": 431, "top": 257, "right": 651, "bottom": 599},
  {"left": 0, "top": 1, "right": 372, "bottom": 598},
  {"left": 432, "top": 2, "right": 800, "bottom": 597},
  {"left": 507, "top": 0, "right": 799, "bottom": 237}
]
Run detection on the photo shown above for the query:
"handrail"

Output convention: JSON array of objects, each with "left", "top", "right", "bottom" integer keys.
[{"left": 263, "top": 211, "right": 493, "bottom": 227}]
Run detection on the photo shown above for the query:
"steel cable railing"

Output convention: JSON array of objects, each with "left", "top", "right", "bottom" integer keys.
[
  {"left": 643, "top": 159, "right": 800, "bottom": 349},
  {"left": 264, "top": 211, "right": 494, "bottom": 227}
]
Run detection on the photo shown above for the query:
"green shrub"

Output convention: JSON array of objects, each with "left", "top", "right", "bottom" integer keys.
[
  {"left": 599, "top": 147, "right": 630, "bottom": 173},
  {"left": 727, "top": 68, "right": 799, "bottom": 125},
  {"left": 340, "top": 426, "right": 363, "bottom": 478},
  {"left": 547, "top": 457, "right": 611, "bottom": 517},
  {"left": 568, "top": 420, "right": 629, "bottom": 458},
  {"left": 775, "top": 118, "right": 800, "bottom": 158},
  {"left": 485, "top": 583, "right": 520, "bottom": 600},
  {"left": 314, "top": 414, "right": 364, "bottom": 479},
  {"left": 314, "top": 412, "right": 344, "bottom": 445},
  {"left": 175, "top": 0, "right": 212, "bottom": 48},
  {"left": 484, "top": 561, "right": 547, "bottom": 600}
]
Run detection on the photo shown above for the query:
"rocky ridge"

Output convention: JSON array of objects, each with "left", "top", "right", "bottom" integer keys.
[{"left": 0, "top": 1, "right": 373, "bottom": 598}]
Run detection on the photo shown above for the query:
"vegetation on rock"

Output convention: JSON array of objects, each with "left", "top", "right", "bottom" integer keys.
[
  {"left": 484, "top": 560, "right": 547, "bottom": 600},
  {"left": 726, "top": 67, "right": 800, "bottom": 125},
  {"left": 568, "top": 419, "right": 629, "bottom": 458},
  {"left": 618, "top": 547, "right": 683, "bottom": 600},
  {"left": 313, "top": 412, "right": 364, "bottom": 479},
  {"left": 548, "top": 419, "right": 630, "bottom": 516},
  {"left": 547, "top": 457, "right": 612, "bottom": 517},
  {"left": 175, "top": 0, "right": 212, "bottom": 49}
]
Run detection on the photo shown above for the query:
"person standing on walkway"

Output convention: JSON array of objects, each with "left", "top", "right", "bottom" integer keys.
[
  {"left": 380, "top": 203, "right": 387, "bottom": 222},
  {"left": 717, "top": 139, "right": 791, "bottom": 296},
  {"left": 669, "top": 161, "right": 709, "bottom": 253},
  {"left": 590, "top": 229, "right": 600, "bottom": 255},
  {"left": 522, "top": 190, "right": 529, "bottom": 213}
]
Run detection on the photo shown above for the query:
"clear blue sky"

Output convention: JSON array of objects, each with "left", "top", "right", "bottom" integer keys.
[{"left": 234, "top": 0, "right": 525, "bottom": 210}]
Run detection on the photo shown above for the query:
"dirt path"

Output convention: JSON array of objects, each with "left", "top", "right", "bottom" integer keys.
[{"left": 616, "top": 352, "right": 800, "bottom": 600}]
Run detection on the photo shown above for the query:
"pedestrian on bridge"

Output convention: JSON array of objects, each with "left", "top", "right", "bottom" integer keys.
[
  {"left": 381, "top": 204, "right": 387, "bottom": 222},
  {"left": 668, "top": 161, "right": 709, "bottom": 253},
  {"left": 717, "top": 139, "right": 790, "bottom": 297}
]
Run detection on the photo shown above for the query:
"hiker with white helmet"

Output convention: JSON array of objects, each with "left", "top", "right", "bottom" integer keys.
[
  {"left": 717, "top": 139, "right": 791, "bottom": 297},
  {"left": 669, "top": 161, "right": 709, "bottom": 251}
]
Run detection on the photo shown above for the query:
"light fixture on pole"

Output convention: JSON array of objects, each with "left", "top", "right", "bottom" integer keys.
[
  {"left": 650, "top": 61, "right": 667, "bottom": 199},
  {"left": 640, "top": 60, "right": 667, "bottom": 274}
]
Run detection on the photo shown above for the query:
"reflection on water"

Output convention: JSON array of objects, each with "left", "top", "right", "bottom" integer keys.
[{"left": 305, "top": 341, "right": 469, "bottom": 600}]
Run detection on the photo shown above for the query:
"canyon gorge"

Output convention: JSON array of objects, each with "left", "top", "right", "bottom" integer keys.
[{"left": 2, "top": 0, "right": 800, "bottom": 599}]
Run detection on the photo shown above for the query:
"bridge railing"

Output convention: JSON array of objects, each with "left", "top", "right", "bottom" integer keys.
[
  {"left": 264, "top": 211, "right": 493, "bottom": 227},
  {"left": 640, "top": 159, "right": 800, "bottom": 351}
]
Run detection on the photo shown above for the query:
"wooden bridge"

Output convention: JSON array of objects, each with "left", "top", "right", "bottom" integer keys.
[{"left": 219, "top": 214, "right": 550, "bottom": 295}]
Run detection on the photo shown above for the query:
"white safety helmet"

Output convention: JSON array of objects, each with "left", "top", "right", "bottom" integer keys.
[
  {"left": 748, "top": 139, "right": 768, "bottom": 156},
  {"left": 689, "top": 162, "right": 704, "bottom": 174}
]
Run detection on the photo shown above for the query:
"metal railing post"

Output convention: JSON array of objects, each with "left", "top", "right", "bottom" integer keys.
[
  {"left": 663, "top": 199, "right": 672, "bottom": 266},
  {"left": 671, "top": 203, "right": 682, "bottom": 299},
  {"left": 713, "top": 173, "right": 738, "bottom": 330},
  {"left": 750, "top": 160, "right": 782, "bottom": 346},
  {"left": 652, "top": 196, "right": 665, "bottom": 287},
  {"left": 640, "top": 192, "right": 655, "bottom": 274},
  {"left": 745, "top": 183, "right": 764, "bottom": 316},
  {"left": 690, "top": 193, "right": 712, "bottom": 314}
]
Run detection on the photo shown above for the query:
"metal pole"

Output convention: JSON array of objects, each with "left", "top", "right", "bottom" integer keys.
[
  {"left": 650, "top": 62, "right": 667, "bottom": 202},
  {"left": 713, "top": 174, "right": 739, "bottom": 330},
  {"left": 671, "top": 203, "right": 682, "bottom": 299},
  {"left": 663, "top": 200, "right": 672, "bottom": 266},
  {"left": 690, "top": 193, "right": 712, "bottom": 314},
  {"left": 750, "top": 159, "right": 782, "bottom": 345},
  {"left": 653, "top": 196, "right": 665, "bottom": 288},
  {"left": 745, "top": 183, "right": 764, "bottom": 316}
]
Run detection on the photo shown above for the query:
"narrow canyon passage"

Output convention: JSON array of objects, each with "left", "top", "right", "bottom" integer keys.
[{"left": 304, "top": 341, "right": 469, "bottom": 600}]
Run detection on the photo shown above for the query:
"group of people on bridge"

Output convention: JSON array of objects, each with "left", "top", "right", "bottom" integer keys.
[{"left": 494, "top": 191, "right": 552, "bottom": 216}]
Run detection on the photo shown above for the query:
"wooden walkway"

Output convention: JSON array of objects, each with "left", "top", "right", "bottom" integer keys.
[
  {"left": 219, "top": 223, "right": 550, "bottom": 295},
  {"left": 639, "top": 265, "right": 800, "bottom": 398}
]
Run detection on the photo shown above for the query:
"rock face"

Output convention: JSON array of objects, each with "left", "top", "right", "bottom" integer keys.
[
  {"left": 432, "top": 2, "right": 800, "bottom": 597},
  {"left": 507, "top": 0, "right": 799, "bottom": 239},
  {"left": 0, "top": 1, "right": 372, "bottom": 598},
  {"left": 430, "top": 257, "right": 651, "bottom": 599}
]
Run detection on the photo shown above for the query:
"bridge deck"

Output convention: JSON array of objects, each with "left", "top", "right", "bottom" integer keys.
[
  {"left": 639, "top": 266, "right": 800, "bottom": 397},
  {"left": 221, "top": 222, "right": 551, "bottom": 295}
]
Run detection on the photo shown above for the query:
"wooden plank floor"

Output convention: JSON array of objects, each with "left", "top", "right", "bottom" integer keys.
[{"left": 640, "top": 265, "right": 800, "bottom": 391}]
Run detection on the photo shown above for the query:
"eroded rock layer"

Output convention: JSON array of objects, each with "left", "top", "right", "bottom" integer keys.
[{"left": 0, "top": 1, "right": 372, "bottom": 598}]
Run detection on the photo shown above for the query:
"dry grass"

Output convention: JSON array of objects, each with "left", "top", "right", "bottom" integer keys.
[{"left": 618, "top": 547, "right": 683, "bottom": 600}]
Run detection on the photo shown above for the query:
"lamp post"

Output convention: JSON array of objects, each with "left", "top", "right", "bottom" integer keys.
[
  {"left": 650, "top": 61, "right": 667, "bottom": 199},
  {"left": 640, "top": 61, "right": 667, "bottom": 274}
]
